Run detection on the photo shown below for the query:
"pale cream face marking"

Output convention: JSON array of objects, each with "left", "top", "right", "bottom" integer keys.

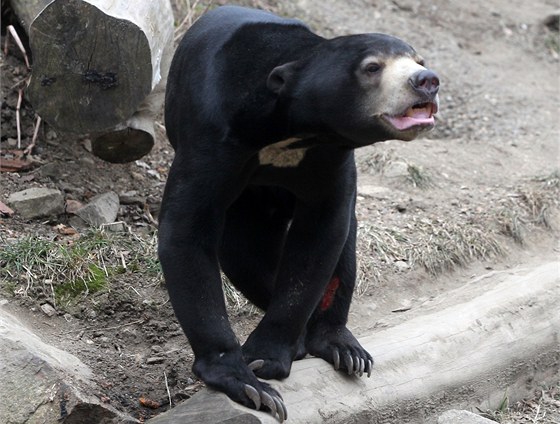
[
  {"left": 361, "top": 55, "right": 432, "bottom": 116},
  {"left": 258, "top": 138, "right": 306, "bottom": 168}
]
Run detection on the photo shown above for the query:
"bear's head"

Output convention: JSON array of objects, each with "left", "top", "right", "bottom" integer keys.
[{"left": 267, "top": 33, "right": 439, "bottom": 146}]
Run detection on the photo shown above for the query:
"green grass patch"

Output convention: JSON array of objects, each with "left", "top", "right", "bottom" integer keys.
[{"left": 0, "top": 229, "right": 161, "bottom": 310}]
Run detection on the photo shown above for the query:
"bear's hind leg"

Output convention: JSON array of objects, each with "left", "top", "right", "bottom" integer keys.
[
  {"left": 305, "top": 212, "right": 374, "bottom": 377},
  {"left": 219, "top": 186, "right": 295, "bottom": 310}
]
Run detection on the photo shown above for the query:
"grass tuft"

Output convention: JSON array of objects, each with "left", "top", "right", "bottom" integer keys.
[
  {"left": 496, "top": 170, "right": 560, "bottom": 244},
  {"left": 356, "top": 216, "right": 504, "bottom": 293},
  {"left": 406, "top": 164, "right": 434, "bottom": 189},
  {"left": 0, "top": 228, "right": 161, "bottom": 310}
]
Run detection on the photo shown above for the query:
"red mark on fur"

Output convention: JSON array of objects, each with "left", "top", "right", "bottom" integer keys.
[{"left": 320, "top": 276, "right": 340, "bottom": 311}]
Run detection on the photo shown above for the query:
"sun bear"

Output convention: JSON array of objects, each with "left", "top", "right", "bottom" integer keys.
[{"left": 160, "top": 5, "right": 439, "bottom": 421}]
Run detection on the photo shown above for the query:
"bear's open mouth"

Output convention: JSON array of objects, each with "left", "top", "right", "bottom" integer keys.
[{"left": 384, "top": 102, "right": 438, "bottom": 131}]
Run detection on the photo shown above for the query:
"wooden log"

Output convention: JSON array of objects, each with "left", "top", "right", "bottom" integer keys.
[
  {"left": 9, "top": 0, "right": 173, "bottom": 146},
  {"left": 90, "top": 38, "right": 173, "bottom": 163},
  {"left": 146, "top": 261, "right": 560, "bottom": 424}
]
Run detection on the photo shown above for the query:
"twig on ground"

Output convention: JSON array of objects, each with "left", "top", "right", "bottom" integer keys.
[
  {"left": 164, "top": 371, "right": 172, "bottom": 409},
  {"left": 16, "top": 88, "right": 23, "bottom": 148},
  {"left": 5, "top": 25, "right": 31, "bottom": 69},
  {"left": 24, "top": 115, "right": 42, "bottom": 155}
]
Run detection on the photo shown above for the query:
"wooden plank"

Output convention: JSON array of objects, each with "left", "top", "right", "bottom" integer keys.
[{"left": 146, "top": 262, "right": 560, "bottom": 423}]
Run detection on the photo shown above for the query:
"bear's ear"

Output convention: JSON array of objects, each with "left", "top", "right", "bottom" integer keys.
[{"left": 267, "top": 62, "right": 296, "bottom": 95}]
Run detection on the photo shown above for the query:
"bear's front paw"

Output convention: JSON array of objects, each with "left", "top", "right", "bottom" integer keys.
[
  {"left": 193, "top": 350, "right": 287, "bottom": 422},
  {"left": 242, "top": 336, "right": 295, "bottom": 380},
  {"left": 243, "top": 346, "right": 292, "bottom": 380},
  {"left": 306, "top": 324, "right": 373, "bottom": 377}
]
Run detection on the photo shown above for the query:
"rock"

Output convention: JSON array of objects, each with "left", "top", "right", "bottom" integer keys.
[
  {"left": 74, "top": 191, "right": 120, "bottom": 227},
  {"left": 7, "top": 187, "right": 64, "bottom": 219},
  {"left": 544, "top": 10, "right": 559, "bottom": 31},
  {"left": 40, "top": 303, "right": 57, "bottom": 317},
  {"left": 0, "top": 304, "right": 135, "bottom": 424},
  {"left": 65, "top": 199, "right": 85, "bottom": 214},
  {"left": 38, "top": 162, "right": 63, "bottom": 180},
  {"left": 104, "top": 221, "right": 128, "bottom": 232},
  {"left": 394, "top": 260, "right": 410, "bottom": 271},
  {"left": 357, "top": 185, "right": 392, "bottom": 199},
  {"left": 79, "top": 156, "right": 95, "bottom": 166},
  {"left": 383, "top": 161, "right": 409, "bottom": 179},
  {"left": 438, "top": 410, "right": 496, "bottom": 424},
  {"left": 119, "top": 191, "right": 146, "bottom": 206},
  {"left": 46, "top": 130, "right": 58, "bottom": 141},
  {"left": 395, "top": 202, "right": 408, "bottom": 212}
]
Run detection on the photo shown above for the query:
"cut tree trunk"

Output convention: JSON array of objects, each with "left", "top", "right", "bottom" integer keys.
[
  {"left": 146, "top": 261, "right": 560, "bottom": 424},
  {"left": 9, "top": 0, "right": 174, "bottom": 162}
]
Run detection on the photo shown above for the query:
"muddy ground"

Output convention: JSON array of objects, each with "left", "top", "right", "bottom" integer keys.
[{"left": 1, "top": 0, "right": 559, "bottom": 422}]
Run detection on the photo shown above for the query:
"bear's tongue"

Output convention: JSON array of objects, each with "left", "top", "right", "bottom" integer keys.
[{"left": 386, "top": 103, "right": 435, "bottom": 131}]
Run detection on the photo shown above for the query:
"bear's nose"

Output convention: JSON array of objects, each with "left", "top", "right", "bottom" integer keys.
[{"left": 409, "top": 69, "right": 440, "bottom": 97}]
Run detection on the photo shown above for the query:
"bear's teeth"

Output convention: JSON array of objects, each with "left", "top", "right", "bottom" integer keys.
[{"left": 406, "top": 104, "right": 431, "bottom": 118}]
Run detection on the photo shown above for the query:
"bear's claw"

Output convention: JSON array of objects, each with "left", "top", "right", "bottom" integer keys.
[{"left": 244, "top": 384, "right": 287, "bottom": 422}]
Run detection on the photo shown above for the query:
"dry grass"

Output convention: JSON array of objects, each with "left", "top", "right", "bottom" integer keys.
[
  {"left": 358, "top": 149, "right": 434, "bottom": 189},
  {"left": 478, "top": 383, "right": 560, "bottom": 423},
  {"left": 496, "top": 171, "right": 560, "bottom": 245},
  {"left": 356, "top": 216, "right": 504, "bottom": 293}
]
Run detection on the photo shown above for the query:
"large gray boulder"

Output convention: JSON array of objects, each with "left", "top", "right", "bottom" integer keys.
[{"left": 0, "top": 300, "right": 136, "bottom": 424}]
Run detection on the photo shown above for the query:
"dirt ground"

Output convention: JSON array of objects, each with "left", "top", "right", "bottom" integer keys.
[{"left": 1, "top": 0, "right": 559, "bottom": 422}]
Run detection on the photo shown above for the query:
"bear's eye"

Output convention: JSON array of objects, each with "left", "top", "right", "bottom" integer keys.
[
  {"left": 364, "top": 63, "right": 382, "bottom": 74},
  {"left": 417, "top": 59, "right": 425, "bottom": 67}
]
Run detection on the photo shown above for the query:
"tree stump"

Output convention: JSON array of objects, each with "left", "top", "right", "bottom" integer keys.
[{"left": 9, "top": 0, "right": 174, "bottom": 162}]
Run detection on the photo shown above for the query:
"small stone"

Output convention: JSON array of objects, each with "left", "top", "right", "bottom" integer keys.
[
  {"left": 119, "top": 193, "right": 146, "bottom": 206},
  {"left": 151, "top": 345, "right": 164, "bottom": 353},
  {"left": 38, "top": 163, "right": 62, "bottom": 180},
  {"left": 7, "top": 187, "right": 65, "bottom": 219},
  {"left": 394, "top": 260, "right": 410, "bottom": 271},
  {"left": 395, "top": 203, "right": 407, "bottom": 213},
  {"left": 383, "top": 161, "right": 409, "bottom": 179},
  {"left": 357, "top": 185, "right": 392, "bottom": 199},
  {"left": 65, "top": 199, "right": 84, "bottom": 214},
  {"left": 146, "top": 357, "right": 165, "bottom": 365},
  {"left": 75, "top": 191, "right": 119, "bottom": 227},
  {"left": 103, "top": 222, "right": 127, "bottom": 232},
  {"left": 438, "top": 410, "right": 496, "bottom": 424},
  {"left": 79, "top": 156, "right": 95, "bottom": 166},
  {"left": 7, "top": 138, "right": 17, "bottom": 147},
  {"left": 131, "top": 171, "right": 145, "bottom": 181},
  {"left": 40, "top": 303, "right": 57, "bottom": 317},
  {"left": 544, "top": 10, "right": 559, "bottom": 32},
  {"left": 46, "top": 130, "right": 58, "bottom": 140},
  {"left": 68, "top": 216, "right": 88, "bottom": 230}
]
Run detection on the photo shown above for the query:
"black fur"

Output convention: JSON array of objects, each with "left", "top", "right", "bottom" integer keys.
[{"left": 160, "top": 6, "right": 439, "bottom": 417}]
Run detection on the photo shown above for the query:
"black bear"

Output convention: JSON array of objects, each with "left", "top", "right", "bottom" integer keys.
[{"left": 160, "top": 5, "right": 439, "bottom": 421}]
